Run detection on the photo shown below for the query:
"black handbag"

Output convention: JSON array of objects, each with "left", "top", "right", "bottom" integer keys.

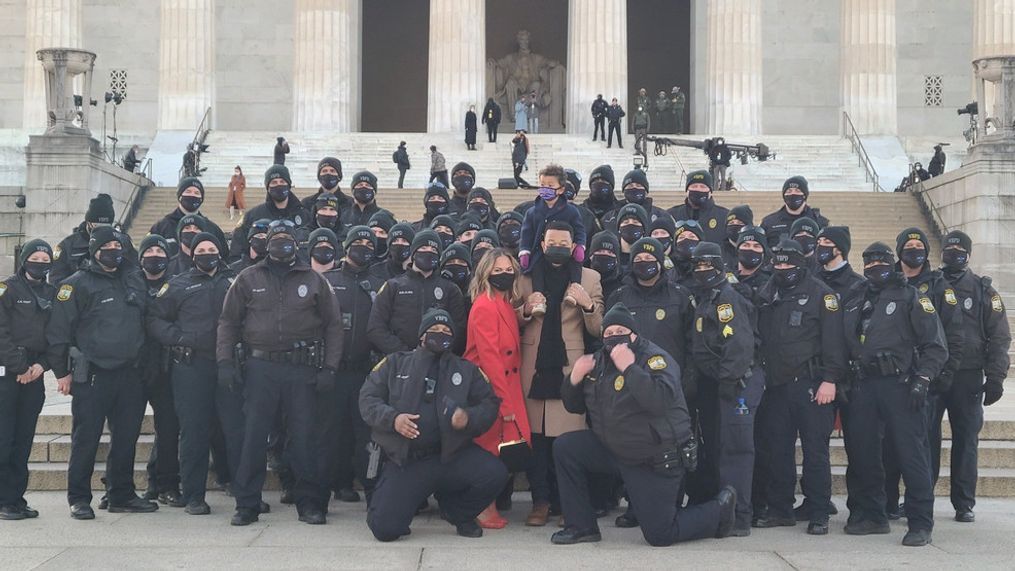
[{"left": 497, "top": 419, "right": 532, "bottom": 473}]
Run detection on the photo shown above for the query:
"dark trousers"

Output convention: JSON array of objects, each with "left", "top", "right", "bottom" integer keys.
[
  {"left": 397, "top": 167, "right": 407, "bottom": 189},
  {"left": 67, "top": 365, "right": 146, "bottom": 506},
  {"left": 845, "top": 375, "right": 934, "bottom": 531},
  {"left": 429, "top": 170, "right": 449, "bottom": 188},
  {"left": 0, "top": 375, "right": 45, "bottom": 507},
  {"left": 554, "top": 430, "right": 720, "bottom": 546},
  {"left": 318, "top": 363, "right": 373, "bottom": 498},
  {"left": 233, "top": 358, "right": 323, "bottom": 513},
  {"left": 607, "top": 122, "right": 622, "bottom": 147},
  {"left": 216, "top": 380, "right": 246, "bottom": 487},
  {"left": 144, "top": 369, "right": 180, "bottom": 494},
  {"left": 170, "top": 357, "right": 217, "bottom": 504},
  {"left": 513, "top": 163, "right": 530, "bottom": 189},
  {"left": 593, "top": 116, "right": 606, "bottom": 141},
  {"left": 762, "top": 380, "right": 835, "bottom": 523},
  {"left": 751, "top": 390, "right": 773, "bottom": 515},
  {"left": 883, "top": 387, "right": 937, "bottom": 512},
  {"left": 527, "top": 432, "right": 559, "bottom": 509},
  {"left": 929, "top": 369, "right": 985, "bottom": 512},
  {"left": 694, "top": 369, "right": 764, "bottom": 529},
  {"left": 367, "top": 444, "right": 508, "bottom": 542},
  {"left": 487, "top": 122, "right": 498, "bottom": 142}
]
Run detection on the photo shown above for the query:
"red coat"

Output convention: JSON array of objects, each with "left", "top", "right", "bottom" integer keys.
[{"left": 464, "top": 291, "right": 532, "bottom": 456}]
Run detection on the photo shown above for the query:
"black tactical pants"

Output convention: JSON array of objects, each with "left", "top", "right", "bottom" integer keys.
[
  {"left": 67, "top": 365, "right": 146, "bottom": 506},
  {"left": 845, "top": 375, "right": 934, "bottom": 532},
  {"left": 553, "top": 430, "right": 720, "bottom": 546},
  {"left": 144, "top": 368, "right": 180, "bottom": 494},
  {"left": 233, "top": 358, "right": 323, "bottom": 515},
  {"left": 593, "top": 116, "right": 606, "bottom": 141},
  {"left": 367, "top": 444, "right": 507, "bottom": 542},
  {"left": 0, "top": 373, "right": 45, "bottom": 508},
  {"left": 607, "top": 122, "right": 622, "bottom": 148},
  {"left": 170, "top": 356, "right": 217, "bottom": 504},
  {"left": 929, "top": 369, "right": 985, "bottom": 512},
  {"left": 317, "top": 362, "right": 373, "bottom": 502},
  {"left": 762, "top": 379, "right": 835, "bottom": 523}
]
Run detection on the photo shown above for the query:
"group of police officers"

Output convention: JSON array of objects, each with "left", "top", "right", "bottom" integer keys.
[{"left": 0, "top": 155, "right": 1009, "bottom": 549}]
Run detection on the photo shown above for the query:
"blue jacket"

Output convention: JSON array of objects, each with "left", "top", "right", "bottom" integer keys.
[{"left": 519, "top": 196, "right": 587, "bottom": 269}]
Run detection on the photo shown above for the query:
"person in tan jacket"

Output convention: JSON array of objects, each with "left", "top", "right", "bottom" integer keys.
[
  {"left": 516, "top": 221, "right": 604, "bottom": 526},
  {"left": 226, "top": 166, "right": 246, "bottom": 221}
]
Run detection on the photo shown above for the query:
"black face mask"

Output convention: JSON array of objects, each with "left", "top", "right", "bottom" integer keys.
[
  {"left": 193, "top": 253, "right": 220, "bottom": 273},
  {"left": 97, "top": 249, "right": 124, "bottom": 269},
  {"left": 268, "top": 185, "right": 290, "bottom": 203},
  {"left": 311, "top": 247, "right": 336, "bottom": 265},
  {"left": 687, "top": 191, "right": 710, "bottom": 209},
  {"left": 389, "top": 243, "right": 411, "bottom": 263},
  {"left": 726, "top": 224, "right": 744, "bottom": 243},
  {"left": 22, "top": 261, "right": 51, "bottom": 281},
  {"left": 375, "top": 237, "right": 388, "bottom": 257},
  {"left": 179, "top": 195, "right": 202, "bottom": 212},
  {"left": 141, "top": 256, "right": 168, "bottom": 274},
  {"left": 490, "top": 272, "right": 516, "bottom": 292},
  {"left": 426, "top": 202, "right": 448, "bottom": 217},
  {"left": 472, "top": 248, "right": 490, "bottom": 266},
  {"left": 498, "top": 224, "right": 521, "bottom": 246},
  {"left": 353, "top": 187, "right": 375, "bottom": 204},
  {"left": 603, "top": 333, "right": 632, "bottom": 353},
  {"left": 413, "top": 251, "right": 439, "bottom": 272},
  {"left": 794, "top": 235, "right": 816, "bottom": 255},
  {"left": 250, "top": 236, "right": 268, "bottom": 258},
  {"left": 942, "top": 249, "right": 969, "bottom": 270},
  {"left": 348, "top": 245, "right": 374, "bottom": 267},
  {"left": 319, "top": 174, "right": 339, "bottom": 189},
  {"left": 424, "top": 331, "right": 453, "bottom": 354},
  {"left": 624, "top": 188, "right": 647, "bottom": 204},
  {"left": 632, "top": 260, "right": 660, "bottom": 281},
  {"left": 900, "top": 248, "right": 927, "bottom": 268},
  {"left": 784, "top": 194, "right": 806, "bottom": 211},
  {"left": 468, "top": 203, "right": 489, "bottom": 220},
  {"left": 816, "top": 245, "right": 837, "bottom": 265},
  {"left": 619, "top": 225, "right": 644, "bottom": 244},
  {"left": 737, "top": 249, "right": 764, "bottom": 270},
  {"left": 591, "top": 254, "right": 618, "bottom": 275},
  {"left": 693, "top": 267, "right": 723, "bottom": 288},
  {"left": 589, "top": 184, "right": 613, "bottom": 204},
  {"left": 268, "top": 238, "right": 297, "bottom": 262},
  {"left": 180, "top": 231, "right": 198, "bottom": 251},
  {"left": 773, "top": 266, "right": 803, "bottom": 289},
  {"left": 437, "top": 232, "right": 454, "bottom": 250},
  {"left": 316, "top": 214, "right": 337, "bottom": 229},
  {"left": 652, "top": 235, "right": 672, "bottom": 252},
  {"left": 452, "top": 176, "right": 474, "bottom": 194},
  {"left": 864, "top": 265, "right": 893, "bottom": 288},
  {"left": 442, "top": 264, "right": 470, "bottom": 285},
  {"left": 674, "top": 240, "right": 698, "bottom": 261},
  {"left": 544, "top": 245, "right": 572, "bottom": 265}
]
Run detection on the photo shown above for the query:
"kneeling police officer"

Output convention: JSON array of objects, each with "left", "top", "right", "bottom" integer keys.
[
  {"left": 552, "top": 304, "right": 736, "bottom": 546},
  {"left": 360, "top": 309, "right": 506, "bottom": 542}
]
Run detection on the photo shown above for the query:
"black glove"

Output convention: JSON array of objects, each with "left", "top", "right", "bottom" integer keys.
[
  {"left": 908, "top": 375, "right": 930, "bottom": 410},
  {"left": 984, "top": 379, "right": 1004, "bottom": 407},
  {"left": 218, "top": 361, "right": 235, "bottom": 391},
  {"left": 718, "top": 379, "right": 740, "bottom": 402},
  {"left": 931, "top": 370, "right": 954, "bottom": 395},
  {"left": 315, "top": 368, "right": 336, "bottom": 394}
]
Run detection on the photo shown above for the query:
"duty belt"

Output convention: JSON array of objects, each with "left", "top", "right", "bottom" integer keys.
[
  {"left": 249, "top": 340, "right": 323, "bottom": 367},
  {"left": 407, "top": 443, "right": 441, "bottom": 462}
]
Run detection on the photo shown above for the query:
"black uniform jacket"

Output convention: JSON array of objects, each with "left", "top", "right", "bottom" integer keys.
[
  {"left": 148, "top": 266, "right": 236, "bottom": 362},
  {"left": 324, "top": 261, "right": 385, "bottom": 363},
  {"left": 944, "top": 268, "right": 1011, "bottom": 381},
  {"left": 0, "top": 273, "right": 56, "bottom": 374},
  {"left": 691, "top": 281, "right": 755, "bottom": 384},
  {"left": 367, "top": 268, "right": 467, "bottom": 356}
]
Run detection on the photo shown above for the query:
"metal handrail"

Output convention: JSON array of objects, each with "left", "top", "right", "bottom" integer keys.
[
  {"left": 118, "top": 157, "right": 154, "bottom": 233},
  {"left": 907, "top": 177, "right": 948, "bottom": 239},
  {"left": 841, "top": 111, "right": 884, "bottom": 192},
  {"left": 178, "top": 107, "right": 213, "bottom": 181}
]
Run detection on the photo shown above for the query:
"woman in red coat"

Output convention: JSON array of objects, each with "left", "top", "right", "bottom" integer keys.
[{"left": 465, "top": 248, "right": 531, "bottom": 529}]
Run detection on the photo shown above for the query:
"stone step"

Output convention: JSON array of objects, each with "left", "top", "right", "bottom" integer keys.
[
  {"left": 30, "top": 434, "right": 157, "bottom": 464},
  {"left": 801, "top": 438, "right": 1015, "bottom": 468},
  {"left": 26, "top": 462, "right": 281, "bottom": 492}
]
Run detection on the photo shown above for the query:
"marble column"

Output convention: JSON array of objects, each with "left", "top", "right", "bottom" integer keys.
[
  {"left": 973, "top": 0, "right": 1015, "bottom": 121},
  {"left": 292, "top": 0, "right": 361, "bottom": 132},
  {"left": 23, "top": 0, "right": 83, "bottom": 132},
  {"left": 704, "top": 0, "right": 762, "bottom": 136},
  {"left": 158, "top": 0, "right": 216, "bottom": 130},
  {"left": 840, "top": 0, "right": 897, "bottom": 135},
  {"left": 427, "top": 0, "right": 484, "bottom": 133},
  {"left": 566, "top": 0, "right": 628, "bottom": 136}
]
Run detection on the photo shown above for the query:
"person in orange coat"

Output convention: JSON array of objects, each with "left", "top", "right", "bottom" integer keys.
[
  {"left": 465, "top": 248, "right": 532, "bottom": 529},
  {"left": 226, "top": 166, "right": 247, "bottom": 221}
]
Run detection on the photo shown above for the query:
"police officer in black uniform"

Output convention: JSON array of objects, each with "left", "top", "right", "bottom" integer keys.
[
  {"left": 670, "top": 220, "right": 705, "bottom": 288},
  {"left": 343, "top": 171, "right": 382, "bottom": 228},
  {"left": 496, "top": 211, "right": 523, "bottom": 257},
  {"left": 367, "top": 230, "right": 467, "bottom": 356},
  {"left": 731, "top": 226, "right": 770, "bottom": 304},
  {"left": 667, "top": 170, "right": 730, "bottom": 245},
  {"left": 230, "top": 218, "right": 271, "bottom": 274},
  {"left": 816, "top": 226, "right": 864, "bottom": 301},
  {"left": 613, "top": 204, "right": 649, "bottom": 273},
  {"left": 932, "top": 230, "right": 1011, "bottom": 522},
  {"left": 229, "top": 165, "right": 311, "bottom": 261},
  {"left": 448, "top": 162, "right": 477, "bottom": 216},
  {"left": 602, "top": 169, "right": 667, "bottom": 229},
  {"left": 583, "top": 165, "right": 618, "bottom": 226},
  {"left": 551, "top": 304, "right": 737, "bottom": 546},
  {"left": 841, "top": 242, "right": 947, "bottom": 547},
  {"left": 360, "top": 309, "right": 506, "bottom": 541},
  {"left": 308, "top": 192, "right": 347, "bottom": 240},
  {"left": 0, "top": 239, "right": 55, "bottom": 520},
  {"left": 47, "top": 226, "right": 157, "bottom": 519},
  {"left": 51, "top": 193, "right": 120, "bottom": 285},
  {"left": 217, "top": 220, "right": 344, "bottom": 526},
  {"left": 370, "top": 223, "right": 415, "bottom": 281},
  {"left": 789, "top": 218, "right": 820, "bottom": 272},
  {"left": 760, "top": 176, "right": 829, "bottom": 247},
  {"left": 368, "top": 210, "right": 397, "bottom": 261},
  {"left": 755, "top": 239, "right": 847, "bottom": 536},
  {"left": 587, "top": 231, "right": 624, "bottom": 302},
  {"left": 147, "top": 232, "right": 234, "bottom": 515},
  {"left": 688, "top": 242, "right": 761, "bottom": 534},
  {"left": 413, "top": 183, "right": 452, "bottom": 232},
  {"left": 721, "top": 205, "right": 754, "bottom": 270},
  {"left": 150, "top": 177, "right": 209, "bottom": 258},
  {"left": 301, "top": 156, "right": 349, "bottom": 214}
]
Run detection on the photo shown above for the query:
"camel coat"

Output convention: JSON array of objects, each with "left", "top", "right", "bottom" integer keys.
[{"left": 517, "top": 267, "right": 604, "bottom": 437}]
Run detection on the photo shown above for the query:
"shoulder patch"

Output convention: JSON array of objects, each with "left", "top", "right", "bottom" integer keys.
[
  {"left": 647, "top": 355, "right": 667, "bottom": 370},
  {"left": 56, "top": 284, "right": 73, "bottom": 302},
  {"left": 717, "top": 303, "right": 734, "bottom": 323},
  {"left": 156, "top": 283, "right": 170, "bottom": 298},
  {"left": 944, "top": 289, "right": 957, "bottom": 305},
  {"left": 371, "top": 357, "right": 388, "bottom": 372},
  {"left": 992, "top": 294, "right": 1005, "bottom": 313},
  {"left": 823, "top": 294, "right": 839, "bottom": 311},
  {"left": 919, "top": 296, "right": 936, "bottom": 314},
  {"left": 0, "top": 283, "right": 6, "bottom": 297}
]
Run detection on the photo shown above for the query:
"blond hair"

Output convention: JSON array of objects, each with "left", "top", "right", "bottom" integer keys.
[{"left": 470, "top": 248, "right": 521, "bottom": 304}]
